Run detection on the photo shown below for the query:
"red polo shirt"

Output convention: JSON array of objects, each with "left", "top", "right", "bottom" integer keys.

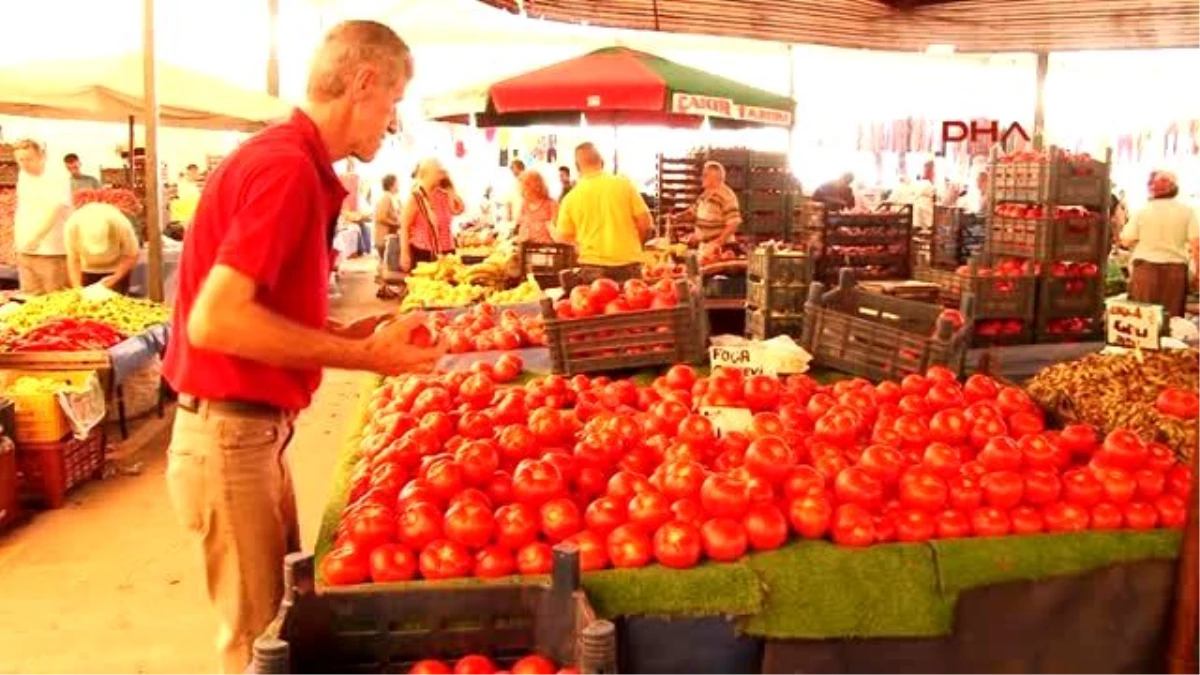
[{"left": 163, "top": 110, "right": 347, "bottom": 412}]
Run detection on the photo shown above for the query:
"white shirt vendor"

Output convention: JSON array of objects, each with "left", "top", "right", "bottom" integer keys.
[
  {"left": 15, "top": 167, "right": 72, "bottom": 256},
  {"left": 64, "top": 202, "right": 140, "bottom": 291}
]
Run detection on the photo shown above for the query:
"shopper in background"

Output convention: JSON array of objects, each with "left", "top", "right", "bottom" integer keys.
[
  {"left": 338, "top": 158, "right": 373, "bottom": 258},
  {"left": 401, "top": 157, "right": 463, "bottom": 271},
  {"left": 912, "top": 159, "right": 937, "bottom": 232},
  {"left": 675, "top": 160, "right": 742, "bottom": 252},
  {"left": 162, "top": 21, "right": 444, "bottom": 674},
  {"left": 373, "top": 173, "right": 402, "bottom": 299},
  {"left": 558, "top": 165, "right": 575, "bottom": 199},
  {"left": 178, "top": 164, "right": 203, "bottom": 200},
  {"left": 555, "top": 142, "right": 651, "bottom": 282},
  {"left": 63, "top": 201, "right": 139, "bottom": 294},
  {"left": 514, "top": 169, "right": 557, "bottom": 244},
  {"left": 63, "top": 153, "right": 101, "bottom": 193},
  {"left": 958, "top": 171, "right": 989, "bottom": 214},
  {"left": 13, "top": 139, "right": 72, "bottom": 294},
  {"left": 812, "top": 172, "right": 856, "bottom": 211},
  {"left": 1120, "top": 170, "right": 1199, "bottom": 318},
  {"left": 505, "top": 158, "right": 526, "bottom": 222}
]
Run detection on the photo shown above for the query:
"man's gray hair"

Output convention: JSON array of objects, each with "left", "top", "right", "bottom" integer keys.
[
  {"left": 306, "top": 20, "right": 412, "bottom": 103},
  {"left": 703, "top": 161, "right": 726, "bottom": 181}
]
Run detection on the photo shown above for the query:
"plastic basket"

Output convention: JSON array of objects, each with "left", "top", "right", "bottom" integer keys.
[
  {"left": 0, "top": 370, "right": 98, "bottom": 444},
  {"left": 16, "top": 427, "right": 105, "bottom": 508}
]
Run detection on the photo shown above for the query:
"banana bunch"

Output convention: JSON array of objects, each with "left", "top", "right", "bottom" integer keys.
[
  {"left": 459, "top": 259, "right": 509, "bottom": 287},
  {"left": 411, "top": 255, "right": 467, "bottom": 283},
  {"left": 400, "top": 277, "right": 486, "bottom": 312},
  {"left": 488, "top": 278, "right": 542, "bottom": 306}
]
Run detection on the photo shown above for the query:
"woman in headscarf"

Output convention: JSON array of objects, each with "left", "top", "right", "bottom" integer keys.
[{"left": 1120, "top": 170, "right": 1199, "bottom": 317}]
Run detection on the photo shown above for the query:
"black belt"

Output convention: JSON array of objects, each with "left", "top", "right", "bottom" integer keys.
[{"left": 177, "top": 393, "right": 288, "bottom": 418}]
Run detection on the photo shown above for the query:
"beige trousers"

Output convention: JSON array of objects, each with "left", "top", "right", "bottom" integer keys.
[
  {"left": 16, "top": 254, "right": 69, "bottom": 295},
  {"left": 165, "top": 405, "right": 299, "bottom": 674}
]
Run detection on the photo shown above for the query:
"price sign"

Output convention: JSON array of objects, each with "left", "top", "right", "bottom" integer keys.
[
  {"left": 698, "top": 406, "right": 755, "bottom": 435},
  {"left": 709, "top": 345, "right": 774, "bottom": 376},
  {"left": 1106, "top": 299, "right": 1163, "bottom": 350}
]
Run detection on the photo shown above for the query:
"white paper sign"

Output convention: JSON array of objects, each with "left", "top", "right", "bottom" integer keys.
[
  {"left": 699, "top": 406, "right": 755, "bottom": 435},
  {"left": 709, "top": 345, "right": 773, "bottom": 376},
  {"left": 1106, "top": 299, "right": 1163, "bottom": 350}
]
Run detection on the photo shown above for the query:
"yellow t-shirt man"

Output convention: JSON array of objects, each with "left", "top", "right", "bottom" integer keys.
[{"left": 556, "top": 170, "right": 649, "bottom": 266}]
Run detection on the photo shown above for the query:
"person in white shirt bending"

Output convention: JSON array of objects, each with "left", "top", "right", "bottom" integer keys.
[
  {"left": 13, "top": 139, "right": 73, "bottom": 294},
  {"left": 64, "top": 202, "right": 140, "bottom": 295}
]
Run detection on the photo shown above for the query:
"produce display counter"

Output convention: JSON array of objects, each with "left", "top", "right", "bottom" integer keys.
[{"left": 315, "top": 375, "right": 1185, "bottom": 674}]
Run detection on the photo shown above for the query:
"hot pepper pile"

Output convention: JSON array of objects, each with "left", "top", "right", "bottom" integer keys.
[
  {"left": 2, "top": 290, "right": 169, "bottom": 336},
  {"left": 1, "top": 318, "right": 126, "bottom": 352}
]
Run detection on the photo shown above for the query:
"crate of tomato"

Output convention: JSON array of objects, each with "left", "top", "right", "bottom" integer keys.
[
  {"left": 540, "top": 277, "right": 707, "bottom": 375},
  {"left": 799, "top": 269, "right": 975, "bottom": 381},
  {"left": 991, "top": 147, "right": 1111, "bottom": 210},
  {"left": 988, "top": 203, "right": 1108, "bottom": 262},
  {"left": 253, "top": 546, "right": 615, "bottom": 674}
]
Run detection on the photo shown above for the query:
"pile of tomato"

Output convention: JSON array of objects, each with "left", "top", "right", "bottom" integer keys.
[
  {"left": 322, "top": 364, "right": 1192, "bottom": 586},
  {"left": 431, "top": 304, "right": 548, "bottom": 355},
  {"left": 409, "top": 653, "right": 574, "bottom": 675}
]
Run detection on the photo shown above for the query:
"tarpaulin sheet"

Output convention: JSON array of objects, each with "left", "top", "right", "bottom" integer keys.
[{"left": 108, "top": 322, "right": 169, "bottom": 386}]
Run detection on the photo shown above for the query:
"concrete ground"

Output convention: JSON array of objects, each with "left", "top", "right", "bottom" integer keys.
[{"left": 0, "top": 258, "right": 394, "bottom": 674}]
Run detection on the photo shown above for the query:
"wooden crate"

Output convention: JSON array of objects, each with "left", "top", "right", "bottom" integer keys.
[
  {"left": 990, "top": 146, "right": 1112, "bottom": 210},
  {"left": 253, "top": 546, "right": 615, "bottom": 674},
  {"left": 540, "top": 279, "right": 706, "bottom": 375},
  {"left": 913, "top": 264, "right": 1037, "bottom": 320},
  {"left": 799, "top": 269, "right": 975, "bottom": 380},
  {"left": 988, "top": 211, "right": 1108, "bottom": 262}
]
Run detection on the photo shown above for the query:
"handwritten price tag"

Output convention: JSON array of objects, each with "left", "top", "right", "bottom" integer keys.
[
  {"left": 1106, "top": 299, "right": 1163, "bottom": 351},
  {"left": 709, "top": 345, "right": 774, "bottom": 375},
  {"left": 698, "top": 406, "right": 755, "bottom": 435}
]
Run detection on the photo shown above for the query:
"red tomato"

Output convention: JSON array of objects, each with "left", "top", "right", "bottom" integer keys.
[
  {"left": 1010, "top": 506, "right": 1045, "bottom": 534},
  {"left": 1145, "top": 444, "right": 1177, "bottom": 473},
  {"left": 873, "top": 513, "right": 897, "bottom": 544},
  {"left": 782, "top": 466, "right": 827, "bottom": 500},
  {"left": 425, "top": 459, "right": 467, "bottom": 502},
  {"left": 321, "top": 545, "right": 370, "bottom": 586},
  {"left": 511, "top": 655, "right": 557, "bottom": 675},
  {"left": 493, "top": 354, "right": 524, "bottom": 383},
  {"left": 980, "top": 471, "right": 1024, "bottom": 510},
  {"left": 900, "top": 374, "right": 932, "bottom": 396},
  {"left": 925, "top": 382, "right": 965, "bottom": 411},
  {"left": 398, "top": 502, "right": 444, "bottom": 550},
  {"left": 701, "top": 518, "right": 749, "bottom": 562},
  {"left": 1155, "top": 388, "right": 1200, "bottom": 419},
  {"left": 899, "top": 467, "right": 949, "bottom": 511},
  {"left": 661, "top": 460, "right": 709, "bottom": 499},
  {"left": 833, "top": 467, "right": 883, "bottom": 508},
  {"left": 456, "top": 440, "right": 501, "bottom": 486},
  {"left": 512, "top": 460, "right": 567, "bottom": 506},
  {"left": 410, "top": 660, "right": 452, "bottom": 675},
  {"left": 653, "top": 520, "right": 704, "bottom": 569},
  {"left": 670, "top": 497, "right": 707, "bottom": 526},
  {"left": 516, "top": 542, "right": 554, "bottom": 574},
  {"left": 459, "top": 373, "right": 497, "bottom": 409},
  {"left": 962, "top": 374, "right": 999, "bottom": 403},
  {"left": 928, "top": 409, "right": 969, "bottom": 445},
  {"left": 444, "top": 502, "right": 495, "bottom": 549},
  {"left": 1022, "top": 469, "right": 1062, "bottom": 506},
  {"left": 665, "top": 364, "right": 698, "bottom": 391},
  {"left": 806, "top": 393, "right": 838, "bottom": 420},
  {"left": 1122, "top": 501, "right": 1159, "bottom": 530},
  {"left": 743, "top": 504, "right": 789, "bottom": 551},
  {"left": 677, "top": 414, "right": 717, "bottom": 448},
  {"left": 895, "top": 509, "right": 936, "bottom": 542},
  {"left": 1061, "top": 469, "right": 1104, "bottom": 507},
  {"left": 789, "top": 494, "right": 833, "bottom": 539},
  {"left": 1098, "top": 468, "right": 1137, "bottom": 504},
  {"left": 474, "top": 545, "right": 517, "bottom": 578},
  {"left": 700, "top": 474, "right": 751, "bottom": 519},
  {"left": 540, "top": 497, "right": 583, "bottom": 542},
  {"left": 995, "top": 387, "right": 1035, "bottom": 416},
  {"left": 345, "top": 504, "right": 397, "bottom": 551},
  {"left": 935, "top": 510, "right": 972, "bottom": 539},
  {"left": 608, "top": 471, "right": 652, "bottom": 501},
  {"left": 590, "top": 278, "right": 621, "bottom": 308},
  {"left": 419, "top": 539, "right": 473, "bottom": 580},
  {"left": 1007, "top": 411, "right": 1045, "bottom": 437},
  {"left": 494, "top": 503, "right": 540, "bottom": 549},
  {"left": 1043, "top": 502, "right": 1090, "bottom": 533},
  {"left": 978, "top": 437, "right": 1022, "bottom": 472},
  {"left": 859, "top": 444, "right": 906, "bottom": 485},
  {"left": 564, "top": 530, "right": 609, "bottom": 571},
  {"left": 1058, "top": 424, "right": 1099, "bottom": 456},
  {"left": 744, "top": 436, "right": 794, "bottom": 484},
  {"left": 1089, "top": 502, "right": 1123, "bottom": 530},
  {"left": 831, "top": 503, "right": 876, "bottom": 547},
  {"left": 1020, "top": 434, "right": 1067, "bottom": 470},
  {"left": 1168, "top": 465, "right": 1193, "bottom": 498},
  {"left": 369, "top": 543, "right": 418, "bottom": 583},
  {"left": 1154, "top": 494, "right": 1187, "bottom": 528},
  {"left": 1099, "top": 429, "right": 1148, "bottom": 470},
  {"left": 628, "top": 490, "right": 674, "bottom": 532},
  {"left": 922, "top": 442, "right": 963, "bottom": 478},
  {"left": 584, "top": 496, "right": 628, "bottom": 535},
  {"left": 607, "top": 524, "right": 653, "bottom": 569},
  {"left": 743, "top": 375, "right": 783, "bottom": 410},
  {"left": 970, "top": 507, "right": 1012, "bottom": 537},
  {"left": 742, "top": 474, "right": 776, "bottom": 504},
  {"left": 453, "top": 655, "right": 497, "bottom": 675}
]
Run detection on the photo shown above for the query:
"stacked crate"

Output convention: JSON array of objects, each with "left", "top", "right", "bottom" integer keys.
[
  {"left": 813, "top": 205, "right": 913, "bottom": 285},
  {"left": 930, "top": 206, "right": 986, "bottom": 271},
  {"left": 656, "top": 155, "right": 703, "bottom": 239},
  {"left": 987, "top": 145, "right": 1112, "bottom": 343},
  {"left": 914, "top": 258, "right": 1038, "bottom": 347},
  {"left": 745, "top": 244, "right": 812, "bottom": 340},
  {"left": 708, "top": 149, "right": 797, "bottom": 239}
]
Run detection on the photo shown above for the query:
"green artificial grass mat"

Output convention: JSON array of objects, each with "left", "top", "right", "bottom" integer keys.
[
  {"left": 931, "top": 529, "right": 1182, "bottom": 601},
  {"left": 582, "top": 561, "right": 764, "bottom": 619},
  {"left": 315, "top": 374, "right": 1184, "bottom": 639}
]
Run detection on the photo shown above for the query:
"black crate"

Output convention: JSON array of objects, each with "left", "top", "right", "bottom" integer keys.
[
  {"left": 747, "top": 279, "right": 809, "bottom": 314},
  {"left": 913, "top": 265, "right": 1036, "bottom": 320},
  {"left": 748, "top": 245, "right": 813, "bottom": 284},
  {"left": 991, "top": 146, "right": 1112, "bottom": 209},
  {"left": 1034, "top": 314, "right": 1105, "bottom": 344},
  {"left": 747, "top": 168, "right": 796, "bottom": 191},
  {"left": 971, "top": 320, "right": 1035, "bottom": 348},
  {"left": 519, "top": 243, "right": 577, "bottom": 290},
  {"left": 704, "top": 272, "right": 748, "bottom": 301},
  {"left": 988, "top": 209, "right": 1108, "bottom": 262},
  {"left": 746, "top": 308, "right": 805, "bottom": 340},
  {"left": 931, "top": 207, "right": 985, "bottom": 271},
  {"left": 252, "top": 546, "right": 614, "bottom": 674},
  {"left": 1037, "top": 273, "right": 1104, "bottom": 320}
]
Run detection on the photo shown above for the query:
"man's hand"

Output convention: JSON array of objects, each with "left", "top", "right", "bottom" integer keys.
[
  {"left": 101, "top": 275, "right": 122, "bottom": 289},
  {"left": 364, "top": 312, "right": 446, "bottom": 376},
  {"left": 328, "top": 312, "right": 394, "bottom": 339}
]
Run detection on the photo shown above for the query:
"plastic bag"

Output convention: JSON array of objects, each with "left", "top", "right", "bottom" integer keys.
[{"left": 55, "top": 372, "right": 106, "bottom": 439}]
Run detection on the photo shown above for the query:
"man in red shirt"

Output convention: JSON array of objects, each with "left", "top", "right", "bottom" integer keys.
[{"left": 162, "top": 21, "right": 442, "bottom": 673}]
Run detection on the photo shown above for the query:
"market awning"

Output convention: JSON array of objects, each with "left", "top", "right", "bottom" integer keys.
[
  {"left": 423, "top": 47, "right": 795, "bottom": 129},
  {"left": 0, "top": 54, "right": 292, "bottom": 132},
  {"left": 472, "top": 0, "right": 1200, "bottom": 53}
]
